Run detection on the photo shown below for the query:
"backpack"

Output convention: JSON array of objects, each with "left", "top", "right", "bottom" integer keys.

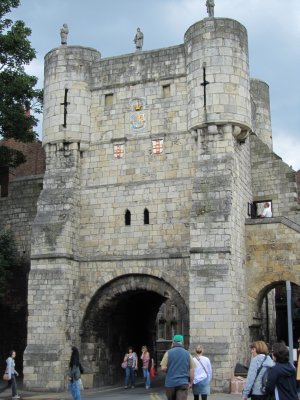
[
  {"left": 71, "top": 365, "right": 81, "bottom": 381},
  {"left": 260, "top": 366, "right": 271, "bottom": 394}
]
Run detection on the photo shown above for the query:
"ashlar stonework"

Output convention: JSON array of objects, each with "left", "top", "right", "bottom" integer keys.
[{"left": 1, "top": 14, "right": 299, "bottom": 393}]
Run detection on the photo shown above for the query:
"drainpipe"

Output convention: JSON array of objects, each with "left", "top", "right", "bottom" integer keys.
[
  {"left": 265, "top": 294, "right": 269, "bottom": 343},
  {"left": 286, "top": 281, "right": 294, "bottom": 365}
]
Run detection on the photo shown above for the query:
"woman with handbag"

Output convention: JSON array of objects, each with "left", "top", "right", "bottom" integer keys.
[
  {"left": 3, "top": 350, "right": 20, "bottom": 399},
  {"left": 123, "top": 346, "right": 138, "bottom": 389},
  {"left": 68, "top": 346, "right": 84, "bottom": 400},
  {"left": 242, "top": 341, "right": 274, "bottom": 400},
  {"left": 192, "top": 345, "right": 212, "bottom": 400}
]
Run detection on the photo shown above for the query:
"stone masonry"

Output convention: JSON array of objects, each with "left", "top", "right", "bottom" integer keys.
[{"left": 0, "top": 15, "right": 297, "bottom": 393}]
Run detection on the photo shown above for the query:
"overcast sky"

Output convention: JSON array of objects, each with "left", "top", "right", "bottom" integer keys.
[{"left": 9, "top": 0, "right": 300, "bottom": 170}]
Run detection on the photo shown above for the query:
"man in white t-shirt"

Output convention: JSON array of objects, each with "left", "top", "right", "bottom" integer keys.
[{"left": 260, "top": 202, "right": 272, "bottom": 218}]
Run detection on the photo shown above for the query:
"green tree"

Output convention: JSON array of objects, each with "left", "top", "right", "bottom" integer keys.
[{"left": 0, "top": 0, "right": 43, "bottom": 168}]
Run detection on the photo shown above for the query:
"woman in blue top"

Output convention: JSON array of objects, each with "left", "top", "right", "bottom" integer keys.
[
  {"left": 5, "top": 350, "right": 20, "bottom": 399},
  {"left": 242, "top": 341, "right": 274, "bottom": 400}
]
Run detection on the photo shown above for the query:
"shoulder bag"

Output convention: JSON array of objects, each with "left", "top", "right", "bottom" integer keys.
[
  {"left": 248, "top": 355, "right": 267, "bottom": 398},
  {"left": 3, "top": 373, "right": 9, "bottom": 381}
]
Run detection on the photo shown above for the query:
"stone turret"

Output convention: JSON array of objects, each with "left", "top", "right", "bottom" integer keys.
[
  {"left": 24, "top": 45, "right": 100, "bottom": 391},
  {"left": 250, "top": 78, "right": 273, "bottom": 149},
  {"left": 43, "top": 46, "right": 101, "bottom": 149},
  {"left": 187, "top": 17, "right": 252, "bottom": 391},
  {"left": 184, "top": 18, "right": 251, "bottom": 141}
]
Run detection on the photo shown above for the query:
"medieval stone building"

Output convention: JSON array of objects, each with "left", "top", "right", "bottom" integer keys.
[{"left": 1, "top": 12, "right": 300, "bottom": 392}]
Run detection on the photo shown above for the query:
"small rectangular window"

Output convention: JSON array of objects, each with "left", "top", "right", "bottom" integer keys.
[
  {"left": 162, "top": 84, "right": 171, "bottom": 98},
  {"left": 105, "top": 93, "right": 114, "bottom": 107}
]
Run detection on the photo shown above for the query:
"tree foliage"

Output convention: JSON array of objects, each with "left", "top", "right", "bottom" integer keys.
[{"left": 0, "top": 0, "right": 43, "bottom": 168}]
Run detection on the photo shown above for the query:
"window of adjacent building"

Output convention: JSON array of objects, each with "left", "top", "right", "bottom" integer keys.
[
  {"left": 162, "top": 84, "right": 171, "bottom": 98},
  {"left": 105, "top": 93, "right": 114, "bottom": 107},
  {"left": 144, "top": 208, "right": 149, "bottom": 224},
  {"left": 125, "top": 209, "right": 131, "bottom": 226}
]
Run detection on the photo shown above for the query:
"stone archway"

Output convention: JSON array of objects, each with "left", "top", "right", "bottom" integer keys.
[
  {"left": 80, "top": 273, "right": 189, "bottom": 387},
  {"left": 249, "top": 280, "right": 300, "bottom": 346}
]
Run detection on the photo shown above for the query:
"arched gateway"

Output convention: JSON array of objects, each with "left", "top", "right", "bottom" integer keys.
[
  {"left": 80, "top": 274, "right": 189, "bottom": 385},
  {"left": 20, "top": 8, "right": 300, "bottom": 394}
]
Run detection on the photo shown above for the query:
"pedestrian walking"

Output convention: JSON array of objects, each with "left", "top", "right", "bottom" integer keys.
[
  {"left": 242, "top": 341, "right": 274, "bottom": 400},
  {"left": 192, "top": 345, "right": 212, "bottom": 400},
  {"left": 123, "top": 346, "right": 138, "bottom": 389},
  {"left": 265, "top": 342, "right": 298, "bottom": 400},
  {"left": 141, "top": 345, "right": 155, "bottom": 389},
  {"left": 68, "top": 346, "right": 84, "bottom": 400},
  {"left": 160, "top": 334, "right": 195, "bottom": 400},
  {"left": 5, "top": 350, "right": 20, "bottom": 399}
]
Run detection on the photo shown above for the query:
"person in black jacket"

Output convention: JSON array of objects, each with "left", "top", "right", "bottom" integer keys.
[{"left": 265, "top": 342, "right": 298, "bottom": 400}]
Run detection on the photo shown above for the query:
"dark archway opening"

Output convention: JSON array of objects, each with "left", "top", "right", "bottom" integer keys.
[
  {"left": 254, "top": 281, "right": 300, "bottom": 350},
  {"left": 80, "top": 274, "right": 189, "bottom": 387},
  {"left": 113, "top": 290, "right": 161, "bottom": 351}
]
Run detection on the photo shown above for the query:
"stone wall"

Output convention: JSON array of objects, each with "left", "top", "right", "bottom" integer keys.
[
  {"left": 0, "top": 175, "right": 43, "bottom": 375},
  {"left": 245, "top": 218, "right": 300, "bottom": 338},
  {"left": 0, "top": 175, "right": 43, "bottom": 259},
  {"left": 250, "top": 134, "right": 299, "bottom": 218},
  {"left": 20, "top": 14, "right": 300, "bottom": 393}
]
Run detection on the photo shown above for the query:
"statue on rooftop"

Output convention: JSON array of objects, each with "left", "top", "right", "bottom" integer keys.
[
  {"left": 134, "top": 27, "right": 144, "bottom": 51},
  {"left": 206, "top": 0, "right": 215, "bottom": 17},
  {"left": 60, "top": 23, "right": 69, "bottom": 45}
]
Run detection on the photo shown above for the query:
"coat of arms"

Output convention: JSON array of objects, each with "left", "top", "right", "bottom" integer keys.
[{"left": 130, "top": 98, "right": 146, "bottom": 131}]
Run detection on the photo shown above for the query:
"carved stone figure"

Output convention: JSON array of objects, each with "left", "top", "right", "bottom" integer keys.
[
  {"left": 60, "top": 23, "right": 69, "bottom": 45},
  {"left": 134, "top": 27, "right": 144, "bottom": 51},
  {"left": 206, "top": 0, "right": 215, "bottom": 17}
]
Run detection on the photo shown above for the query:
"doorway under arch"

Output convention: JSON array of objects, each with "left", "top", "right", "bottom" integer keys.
[
  {"left": 80, "top": 274, "right": 189, "bottom": 386},
  {"left": 251, "top": 280, "right": 300, "bottom": 349}
]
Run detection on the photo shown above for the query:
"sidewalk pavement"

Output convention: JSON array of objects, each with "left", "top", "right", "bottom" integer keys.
[
  {"left": 0, "top": 387, "right": 242, "bottom": 400},
  {"left": 0, "top": 381, "right": 243, "bottom": 400}
]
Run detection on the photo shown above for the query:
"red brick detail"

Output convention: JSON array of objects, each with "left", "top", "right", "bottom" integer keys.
[{"left": 0, "top": 139, "right": 46, "bottom": 181}]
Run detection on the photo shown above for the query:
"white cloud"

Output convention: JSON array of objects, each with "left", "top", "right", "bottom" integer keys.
[
  {"left": 7, "top": 0, "right": 300, "bottom": 170},
  {"left": 273, "top": 132, "right": 300, "bottom": 171}
]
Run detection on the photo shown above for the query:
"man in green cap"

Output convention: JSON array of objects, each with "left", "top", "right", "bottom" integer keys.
[{"left": 160, "top": 334, "right": 195, "bottom": 400}]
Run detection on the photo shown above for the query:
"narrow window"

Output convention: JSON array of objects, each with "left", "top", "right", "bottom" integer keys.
[
  {"left": 0, "top": 167, "right": 9, "bottom": 197},
  {"left": 125, "top": 209, "right": 131, "bottom": 226},
  {"left": 144, "top": 208, "right": 149, "bottom": 224},
  {"left": 105, "top": 93, "right": 113, "bottom": 107},
  {"left": 162, "top": 84, "right": 171, "bottom": 98}
]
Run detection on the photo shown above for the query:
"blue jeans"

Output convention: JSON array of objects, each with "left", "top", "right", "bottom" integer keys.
[
  {"left": 10, "top": 374, "right": 18, "bottom": 396},
  {"left": 69, "top": 379, "right": 81, "bottom": 400},
  {"left": 142, "top": 368, "right": 150, "bottom": 388},
  {"left": 125, "top": 366, "right": 135, "bottom": 387}
]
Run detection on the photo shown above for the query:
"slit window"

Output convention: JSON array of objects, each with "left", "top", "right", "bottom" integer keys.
[
  {"left": 125, "top": 209, "right": 131, "bottom": 226},
  {"left": 144, "top": 208, "right": 149, "bottom": 224}
]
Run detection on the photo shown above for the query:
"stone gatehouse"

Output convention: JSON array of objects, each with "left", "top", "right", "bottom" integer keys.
[{"left": 1, "top": 12, "right": 300, "bottom": 393}]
